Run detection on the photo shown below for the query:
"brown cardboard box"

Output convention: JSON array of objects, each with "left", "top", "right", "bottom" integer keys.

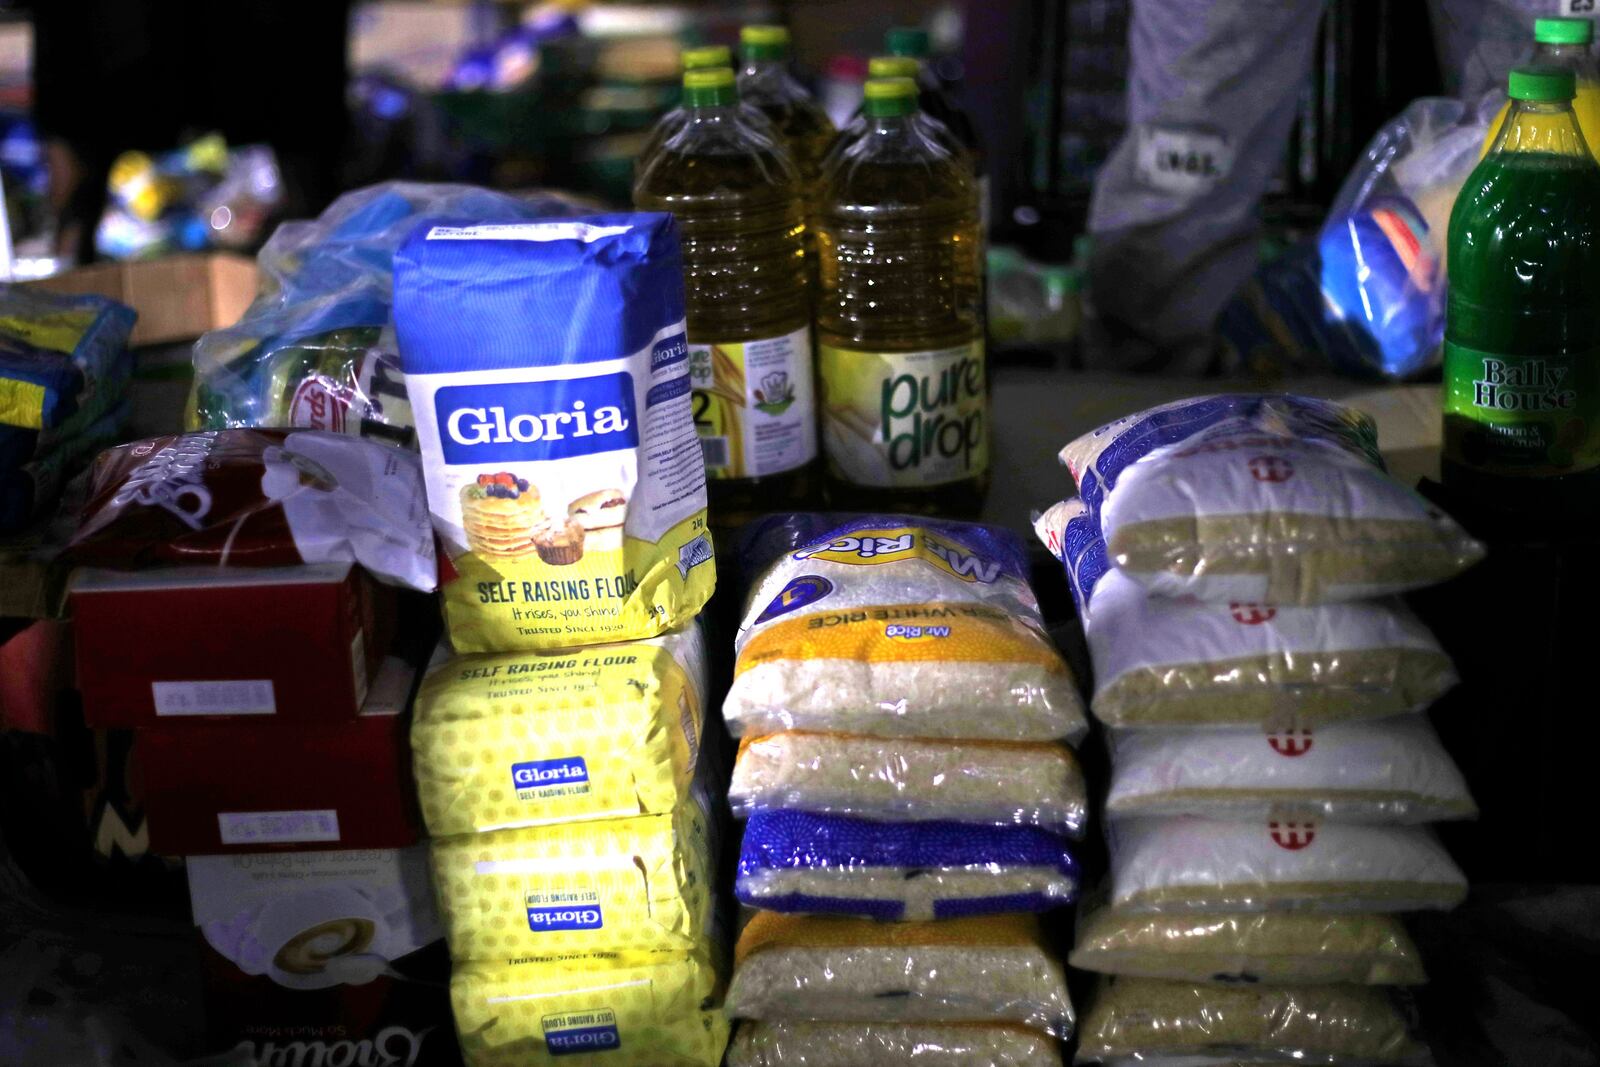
[{"left": 28, "top": 253, "right": 258, "bottom": 346}]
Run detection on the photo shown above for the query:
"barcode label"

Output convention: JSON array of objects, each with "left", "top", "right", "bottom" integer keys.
[
  {"left": 217, "top": 810, "right": 340, "bottom": 845},
  {"left": 699, "top": 437, "right": 730, "bottom": 469},
  {"left": 153, "top": 680, "right": 276, "bottom": 717}
]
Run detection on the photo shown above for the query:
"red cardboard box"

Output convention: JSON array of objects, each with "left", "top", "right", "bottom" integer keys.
[
  {"left": 71, "top": 562, "right": 394, "bottom": 729},
  {"left": 143, "top": 654, "right": 424, "bottom": 855},
  {"left": 188, "top": 846, "right": 460, "bottom": 1067}
]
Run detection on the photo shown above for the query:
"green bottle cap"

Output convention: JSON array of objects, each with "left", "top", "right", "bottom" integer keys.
[
  {"left": 885, "top": 26, "right": 931, "bottom": 58},
  {"left": 683, "top": 67, "right": 738, "bottom": 108},
  {"left": 1508, "top": 65, "right": 1578, "bottom": 101},
  {"left": 863, "top": 77, "right": 919, "bottom": 117},
  {"left": 868, "top": 55, "right": 921, "bottom": 79},
  {"left": 1535, "top": 17, "right": 1594, "bottom": 46},
  {"left": 741, "top": 24, "right": 790, "bottom": 61},
  {"left": 682, "top": 45, "right": 732, "bottom": 71}
]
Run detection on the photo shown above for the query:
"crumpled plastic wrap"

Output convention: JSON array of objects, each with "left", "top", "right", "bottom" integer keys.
[
  {"left": 1059, "top": 395, "right": 1484, "bottom": 605},
  {"left": 727, "top": 911, "right": 1074, "bottom": 1035},
  {"left": 727, "top": 1021, "right": 1065, "bottom": 1067},
  {"left": 730, "top": 732, "right": 1088, "bottom": 835},
  {"left": 1076, "top": 977, "right": 1429, "bottom": 1065},
  {"left": 1070, "top": 907, "right": 1427, "bottom": 986},
  {"left": 736, "top": 810, "right": 1079, "bottom": 921}
]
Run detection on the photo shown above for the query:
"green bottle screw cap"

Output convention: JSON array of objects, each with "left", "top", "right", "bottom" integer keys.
[
  {"left": 741, "top": 24, "right": 790, "bottom": 60},
  {"left": 683, "top": 67, "right": 738, "bottom": 107},
  {"left": 1508, "top": 65, "right": 1578, "bottom": 101},
  {"left": 1535, "top": 17, "right": 1594, "bottom": 46},
  {"left": 682, "top": 45, "right": 732, "bottom": 71},
  {"left": 868, "top": 55, "right": 921, "bottom": 79},
  {"left": 885, "top": 26, "right": 931, "bottom": 58},
  {"left": 863, "top": 76, "right": 919, "bottom": 118}
]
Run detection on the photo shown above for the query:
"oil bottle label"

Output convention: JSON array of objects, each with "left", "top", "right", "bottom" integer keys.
[
  {"left": 688, "top": 326, "right": 816, "bottom": 481},
  {"left": 818, "top": 341, "right": 989, "bottom": 488},
  {"left": 1443, "top": 341, "right": 1600, "bottom": 476}
]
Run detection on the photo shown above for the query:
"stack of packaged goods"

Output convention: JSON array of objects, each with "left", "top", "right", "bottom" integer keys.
[
  {"left": 392, "top": 214, "right": 725, "bottom": 1067},
  {"left": 1032, "top": 395, "right": 1487, "bottom": 1066},
  {"left": 58, "top": 426, "right": 455, "bottom": 1063},
  {"left": 719, "top": 513, "right": 1091, "bottom": 1067},
  {"left": 0, "top": 286, "right": 135, "bottom": 534}
]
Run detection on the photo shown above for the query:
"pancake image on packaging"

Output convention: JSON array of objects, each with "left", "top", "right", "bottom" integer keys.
[
  {"left": 1071, "top": 907, "right": 1427, "bottom": 985},
  {"left": 1035, "top": 499, "right": 1459, "bottom": 729},
  {"left": 1059, "top": 395, "right": 1483, "bottom": 604},
  {"left": 1106, "top": 717, "right": 1476, "bottom": 824},
  {"left": 727, "top": 912, "right": 1074, "bottom": 1035},
  {"left": 430, "top": 797, "right": 713, "bottom": 959},
  {"left": 729, "top": 732, "right": 1089, "bottom": 835},
  {"left": 412, "top": 625, "right": 706, "bottom": 835},
  {"left": 1109, "top": 816, "right": 1467, "bottom": 913},
  {"left": 394, "top": 215, "right": 715, "bottom": 653},
  {"left": 727, "top": 1022, "right": 1065, "bottom": 1067},
  {"left": 451, "top": 951, "right": 727, "bottom": 1066},
  {"left": 723, "top": 516, "right": 1087, "bottom": 744},
  {"left": 1077, "top": 977, "right": 1429, "bottom": 1064},
  {"left": 735, "top": 810, "right": 1078, "bottom": 921}
]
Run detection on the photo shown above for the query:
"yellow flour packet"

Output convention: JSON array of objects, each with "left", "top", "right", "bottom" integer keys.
[
  {"left": 430, "top": 796, "right": 713, "bottom": 960},
  {"left": 452, "top": 951, "right": 727, "bottom": 1067},
  {"left": 412, "top": 626, "right": 706, "bottom": 835}
]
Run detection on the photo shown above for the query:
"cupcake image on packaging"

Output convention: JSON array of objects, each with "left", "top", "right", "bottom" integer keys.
[{"left": 569, "top": 488, "right": 628, "bottom": 553}]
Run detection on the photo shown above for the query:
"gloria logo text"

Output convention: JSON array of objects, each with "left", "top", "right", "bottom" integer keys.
[
  {"left": 512, "top": 756, "right": 591, "bottom": 792},
  {"left": 436, "top": 374, "right": 639, "bottom": 464},
  {"left": 528, "top": 904, "right": 605, "bottom": 932}
]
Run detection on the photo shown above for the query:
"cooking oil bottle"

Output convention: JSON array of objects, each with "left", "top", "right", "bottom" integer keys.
[
  {"left": 885, "top": 26, "right": 987, "bottom": 227},
  {"left": 637, "top": 46, "right": 774, "bottom": 174},
  {"left": 738, "top": 26, "right": 836, "bottom": 198},
  {"left": 823, "top": 55, "right": 971, "bottom": 173},
  {"left": 633, "top": 67, "right": 818, "bottom": 524},
  {"left": 814, "top": 76, "right": 987, "bottom": 516}
]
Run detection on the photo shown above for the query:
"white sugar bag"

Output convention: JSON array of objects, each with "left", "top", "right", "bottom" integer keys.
[
  {"left": 1109, "top": 816, "right": 1467, "bottom": 913},
  {"left": 1106, "top": 717, "right": 1477, "bottom": 823}
]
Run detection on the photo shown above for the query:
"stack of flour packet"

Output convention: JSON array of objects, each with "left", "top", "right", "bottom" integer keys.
[
  {"left": 393, "top": 215, "right": 727, "bottom": 1066},
  {"left": 720, "top": 514, "right": 1094, "bottom": 1067},
  {"left": 1035, "top": 395, "right": 1486, "bottom": 1067}
]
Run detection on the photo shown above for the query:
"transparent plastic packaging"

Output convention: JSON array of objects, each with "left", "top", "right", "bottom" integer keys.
[
  {"left": 730, "top": 732, "right": 1089, "bottom": 835},
  {"left": 727, "top": 912, "right": 1074, "bottom": 1035},
  {"left": 724, "top": 515, "right": 1088, "bottom": 743},
  {"left": 1076, "top": 978, "right": 1429, "bottom": 1065},
  {"left": 1059, "top": 396, "right": 1485, "bottom": 605},
  {"left": 1070, "top": 907, "right": 1427, "bottom": 986},
  {"left": 1035, "top": 499, "right": 1458, "bottom": 728},
  {"left": 728, "top": 1022, "right": 1065, "bottom": 1067},
  {"left": 1109, "top": 817, "right": 1467, "bottom": 914},
  {"left": 1105, "top": 717, "right": 1477, "bottom": 824},
  {"left": 736, "top": 810, "right": 1079, "bottom": 921}
]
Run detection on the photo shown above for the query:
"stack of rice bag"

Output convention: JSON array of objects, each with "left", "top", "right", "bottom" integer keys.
[
  {"left": 1034, "top": 395, "right": 1485, "bottom": 1066},
  {"left": 721, "top": 514, "right": 1092, "bottom": 1067},
  {"left": 0, "top": 286, "right": 135, "bottom": 533}
]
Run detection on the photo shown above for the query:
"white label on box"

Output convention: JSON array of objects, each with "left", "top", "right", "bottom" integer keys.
[
  {"left": 217, "top": 810, "right": 341, "bottom": 845},
  {"left": 153, "top": 679, "right": 277, "bottom": 716}
]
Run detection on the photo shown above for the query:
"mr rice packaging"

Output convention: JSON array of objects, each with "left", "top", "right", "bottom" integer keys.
[{"left": 394, "top": 215, "right": 714, "bottom": 653}]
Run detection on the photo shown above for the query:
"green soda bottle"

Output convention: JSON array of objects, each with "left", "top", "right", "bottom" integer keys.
[
  {"left": 633, "top": 67, "right": 818, "bottom": 525},
  {"left": 738, "top": 26, "right": 837, "bottom": 194},
  {"left": 1445, "top": 65, "right": 1600, "bottom": 514},
  {"left": 637, "top": 46, "right": 774, "bottom": 174},
  {"left": 815, "top": 77, "right": 988, "bottom": 516}
]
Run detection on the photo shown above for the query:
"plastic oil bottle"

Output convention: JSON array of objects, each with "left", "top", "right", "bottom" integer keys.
[
  {"left": 636, "top": 45, "right": 774, "bottom": 174},
  {"left": 738, "top": 26, "right": 836, "bottom": 203},
  {"left": 822, "top": 55, "right": 971, "bottom": 173},
  {"left": 633, "top": 67, "right": 818, "bottom": 523},
  {"left": 814, "top": 76, "right": 987, "bottom": 515},
  {"left": 885, "top": 26, "right": 987, "bottom": 226},
  {"left": 1445, "top": 65, "right": 1600, "bottom": 515},
  {"left": 1481, "top": 18, "right": 1600, "bottom": 161}
]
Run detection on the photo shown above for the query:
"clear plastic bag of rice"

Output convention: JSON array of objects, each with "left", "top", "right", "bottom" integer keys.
[
  {"left": 1059, "top": 395, "right": 1484, "bottom": 605},
  {"left": 723, "top": 515, "right": 1088, "bottom": 744},
  {"left": 1076, "top": 977, "right": 1429, "bottom": 1064},
  {"left": 1108, "top": 816, "right": 1467, "bottom": 913},
  {"left": 728, "top": 1022, "right": 1065, "bottom": 1067},
  {"left": 727, "top": 912, "right": 1075, "bottom": 1035},
  {"left": 1070, "top": 906, "right": 1427, "bottom": 985},
  {"left": 1105, "top": 717, "right": 1476, "bottom": 824},
  {"left": 1035, "top": 499, "right": 1459, "bottom": 729},
  {"left": 736, "top": 810, "right": 1079, "bottom": 921},
  {"left": 730, "top": 732, "right": 1089, "bottom": 836}
]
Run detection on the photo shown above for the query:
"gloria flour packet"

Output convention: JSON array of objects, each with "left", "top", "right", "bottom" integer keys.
[
  {"left": 451, "top": 951, "right": 726, "bottom": 1067},
  {"left": 411, "top": 625, "right": 707, "bottom": 836},
  {"left": 1060, "top": 394, "right": 1483, "bottom": 604},
  {"left": 722, "top": 515, "right": 1087, "bottom": 743},
  {"left": 394, "top": 215, "right": 714, "bottom": 653}
]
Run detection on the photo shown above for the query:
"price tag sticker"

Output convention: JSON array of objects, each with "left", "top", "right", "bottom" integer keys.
[{"left": 1135, "top": 126, "right": 1234, "bottom": 196}]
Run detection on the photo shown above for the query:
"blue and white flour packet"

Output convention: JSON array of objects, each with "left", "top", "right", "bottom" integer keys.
[{"left": 394, "top": 215, "right": 714, "bottom": 652}]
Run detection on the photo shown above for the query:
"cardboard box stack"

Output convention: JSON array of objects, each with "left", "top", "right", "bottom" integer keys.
[{"left": 1035, "top": 395, "right": 1486, "bottom": 1066}]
